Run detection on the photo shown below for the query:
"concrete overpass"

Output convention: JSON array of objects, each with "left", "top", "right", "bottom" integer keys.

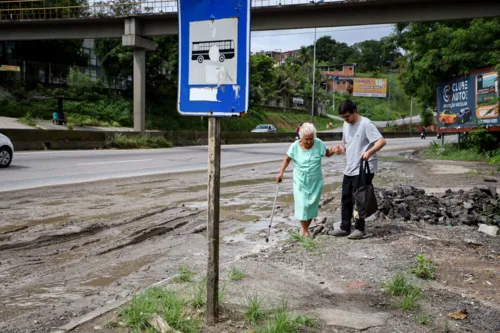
[{"left": 1, "top": 0, "right": 499, "bottom": 132}]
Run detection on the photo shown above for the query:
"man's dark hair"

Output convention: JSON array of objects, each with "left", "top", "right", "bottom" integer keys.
[
  {"left": 338, "top": 100, "right": 357, "bottom": 115},
  {"left": 346, "top": 79, "right": 353, "bottom": 85}
]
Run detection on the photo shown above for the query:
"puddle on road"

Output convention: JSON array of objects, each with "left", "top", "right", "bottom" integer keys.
[
  {"left": 221, "top": 178, "right": 275, "bottom": 188},
  {"left": 0, "top": 283, "right": 83, "bottom": 322},
  {"left": 432, "top": 164, "right": 472, "bottom": 175},
  {"left": 80, "top": 256, "right": 154, "bottom": 287},
  {"left": 87, "top": 211, "right": 129, "bottom": 222},
  {"left": 0, "top": 214, "right": 73, "bottom": 233},
  {"left": 0, "top": 224, "right": 26, "bottom": 233},
  {"left": 220, "top": 206, "right": 259, "bottom": 222}
]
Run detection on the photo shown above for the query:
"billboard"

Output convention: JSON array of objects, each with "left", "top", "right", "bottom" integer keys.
[
  {"left": 437, "top": 67, "right": 499, "bottom": 130},
  {"left": 353, "top": 78, "right": 387, "bottom": 97},
  {"left": 0, "top": 65, "right": 20, "bottom": 72}
]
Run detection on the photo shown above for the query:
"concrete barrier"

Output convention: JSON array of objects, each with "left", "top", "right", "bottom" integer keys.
[{"left": 0, "top": 128, "right": 433, "bottom": 151}]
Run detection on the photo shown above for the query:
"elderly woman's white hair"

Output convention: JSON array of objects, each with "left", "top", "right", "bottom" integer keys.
[{"left": 299, "top": 122, "right": 317, "bottom": 138}]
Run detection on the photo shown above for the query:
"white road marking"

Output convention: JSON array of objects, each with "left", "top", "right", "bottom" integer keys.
[{"left": 77, "top": 159, "right": 152, "bottom": 166}]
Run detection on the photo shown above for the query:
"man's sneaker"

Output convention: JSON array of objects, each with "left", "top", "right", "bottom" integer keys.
[
  {"left": 330, "top": 228, "right": 350, "bottom": 237},
  {"left": 348, "top": 229, "right": 366, "bottom": 240}
]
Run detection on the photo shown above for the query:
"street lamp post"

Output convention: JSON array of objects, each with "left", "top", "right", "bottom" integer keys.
[
  {"left": 311, "top": 28, "right": 317, "bottom": 124},
  {"left": 410, "top": 97, "right": 413, "bottom": 137},
  {"left": 386, "top": 60, "right": 392, "bottom": 125},
  {"left": 332, "top": 75, "right": 338, "bottom": 113}
]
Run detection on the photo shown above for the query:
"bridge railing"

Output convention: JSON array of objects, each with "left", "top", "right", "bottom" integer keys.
[{"left": 0, "top": 0, "right": 344, "bottom": 21}]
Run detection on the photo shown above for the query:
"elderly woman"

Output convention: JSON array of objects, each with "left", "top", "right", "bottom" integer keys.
[{"left": 276, "top": 123, "right": 334, "bottom": 237}]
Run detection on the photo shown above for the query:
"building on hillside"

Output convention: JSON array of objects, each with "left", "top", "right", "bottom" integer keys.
[
  {"left": 253, "top": 49, "right": 298, "bottom": 66},
  {"left": 320, "top": 64, "right": 356, "bottom": 93},
  {"left": 0, "top": 39, "right": 127, "bottom": 90},
  {"left": 81, "top": 39, "right": 102, "bottom": 82}
]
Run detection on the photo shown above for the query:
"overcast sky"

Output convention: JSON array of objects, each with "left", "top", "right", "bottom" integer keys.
[{"left": 250, "top": 24, "right": 394, "bottom": 53}]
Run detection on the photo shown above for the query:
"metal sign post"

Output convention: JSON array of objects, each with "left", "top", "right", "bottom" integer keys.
[{"left": 178, "top": 0, "right": 251, "bottom": 325}]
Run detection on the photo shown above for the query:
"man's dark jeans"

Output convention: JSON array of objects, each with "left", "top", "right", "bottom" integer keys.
[{"left": 341, "top": 173, "right": 375, "bottom": 232}]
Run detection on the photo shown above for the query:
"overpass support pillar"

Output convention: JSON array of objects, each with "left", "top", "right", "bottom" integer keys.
[{"left": 122, "top": 18, "right": 157, "bottom": 134}]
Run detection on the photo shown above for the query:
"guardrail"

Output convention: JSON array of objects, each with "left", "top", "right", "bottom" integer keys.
[
  {"left": 1, "top": 128, "right": 433, "bottom": 151},
  {"left": 0, "top": 0, "right": 346, "bottom": 20}
]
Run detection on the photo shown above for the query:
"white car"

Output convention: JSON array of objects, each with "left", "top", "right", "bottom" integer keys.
[
  {"left": 0, "top": 133, "right": 14, "bottom": 168},
  {"left": 251, "top": 124, "right": 277, "bottom": 133}
]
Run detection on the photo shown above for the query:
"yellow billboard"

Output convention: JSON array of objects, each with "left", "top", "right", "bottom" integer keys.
[
  {"left": 353, "top": 78, "right": 387, "bottom": 98},
  {"left": 0, "top": 65, "right": 20, "bottom": 72}
]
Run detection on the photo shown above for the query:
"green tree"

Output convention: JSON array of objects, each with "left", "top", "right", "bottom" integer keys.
[
  {"left": 94, "top": 36, "right": 178, "bottom": 93},
  {"left": 393, "top": 18, "right": 500, "bottom": 106},
  {"left": 352, "top": 40, "right": 384, "bottom": 72},
  {"left": 249, "top": 55, "right": 276, "bottom": 104},
  {"left": 315, "top": 36, "right": 354, "bottom": 64},
  {"left": 420, "top": 107, "right": 434, "bottom": 127},
  {"left": 351, "top": 38, "right": 400, "bottom": 72},
  {"left": 0, "top": 39, "right": 88, "bottom": 89}
]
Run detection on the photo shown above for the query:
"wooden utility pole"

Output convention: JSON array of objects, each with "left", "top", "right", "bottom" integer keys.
[{"left": 206, "top": 117, "right": 221, "bottom": 325}]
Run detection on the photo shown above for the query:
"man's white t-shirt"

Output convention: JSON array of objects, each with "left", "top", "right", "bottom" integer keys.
[{"left": 342, "top": 117, "right": 383, "bottom": 176}]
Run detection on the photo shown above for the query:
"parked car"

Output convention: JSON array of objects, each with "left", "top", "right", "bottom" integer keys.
[
  {"left": 251, "top": 124, "right": 277, "bottom": 133},
  {"left": 439, "top": 109, "right": 457, "bottom": 126},
  {"left": 0, "top": 133, "right": 14, "bottom": 168},
  {"left": 456, "top": 107, "right": 472, "bottom": 124}
]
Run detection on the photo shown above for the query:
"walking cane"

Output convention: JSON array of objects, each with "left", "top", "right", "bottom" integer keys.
[{"left": 265, "top": 183, "right": 280, "bottom": 243}]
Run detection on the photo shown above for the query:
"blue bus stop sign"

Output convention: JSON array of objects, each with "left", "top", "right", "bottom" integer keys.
[{"left": 178, "top": 0, "right": 251, "bottom": 117}]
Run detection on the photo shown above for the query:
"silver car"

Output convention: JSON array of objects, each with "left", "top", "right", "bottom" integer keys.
[
  {"left": 251, "top": 124, "right": 277, "bottom": 133},
  {"left": 0, "top": 133, "right": 14, "bottom": 168}
]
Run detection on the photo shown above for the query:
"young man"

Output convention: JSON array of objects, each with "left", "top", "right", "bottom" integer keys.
[{"left": 330, "top": 100, "right": 386, "bottom": 239}]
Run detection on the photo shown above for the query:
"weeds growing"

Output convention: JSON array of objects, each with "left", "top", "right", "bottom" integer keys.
[
  {"left": 229, "top": 266, "right": 246, "bottom": 281},
  {"left": 171, "top": 265, "right": 196, "bottom": 283},
  {"left": 243, "top": 292, "right": 266, "bottom": 323},
  {"left": 383, "top": 272, "right": 423, "bottom": 311},
  {"left": 287, "top": 230, "right": 319, "bottom": 252},
  {"left": 106, "top": 133, "right": 173, "bottom": 149},
  {"left": 412, "top": 254, "right": 437, "bottom": 280},
  {"left": 119, "top": 287, "right": 199, "bottom": 332}
]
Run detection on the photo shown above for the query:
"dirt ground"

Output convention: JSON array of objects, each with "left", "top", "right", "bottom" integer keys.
[{"left": 0, "top": 150, "right": 499, "bottom": 333}]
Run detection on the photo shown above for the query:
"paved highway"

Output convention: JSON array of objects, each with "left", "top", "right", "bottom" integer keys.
[
  {"left": 325, "top": 114, "right": 422, "bottom": 132},
  {"left": 0, "top": 138, "right": 438, "bottom": 192}
]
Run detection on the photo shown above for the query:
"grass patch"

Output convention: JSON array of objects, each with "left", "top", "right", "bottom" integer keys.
[
  {"left": 286, "top": 230, "right": 319, "bottom": 252},
  {"left": 190, "top": 277, "right": 206, "bottom": 309},
  {"left": 399, "top": 288, "right": 422, "bottom": 311},
  {"left": 383, "top": 272, "right": 420, "bottom": 297},
  {"left": 383, "top": 273, "right": 423, "bottom": 312},
  {"left": 423, "top": 142, "right": 487, "bottom": 162},
  {"left": 243, "top": 292, "right": 266, "bottom": 323},
  {"left": 190, "top": 275, "right": 226, "bottom": 310},
  {"left": 171, "top": 265, "right": 196, "bottom": 283},
  {"left": 103, "top": 321, "right": 119, "bottom": 328},
  {"left": 444, "top": 320, "right": 451, "bottom": 333},
  {"left": 411, "top": 254, "right": 437, "bottom": 280},
  {"left": 18, "top": 111, "right": 37, "bottom": 127},
  {"left": 263, "top": 112, "right": 341, "bottom": 133},
  {"left": 466, "top": 169, "right": 480, "bottom": 176},
  {"left": 70, "top": 114, "right": 114, "bottom": 128},
  {"left": 106, "top": 133, "right": 173, "bottom": 149},
  {"left": 415, "top": 314, "right": 430, "bottom": 325},
  {"left": 255, "top": 300, "right": 315, "bottom": 333},
  {"left": 229, "top": 266, "right": 245, "bottom": 281},
  {"left": 118, "top": 286, "right": 199, "bottom": 332}
]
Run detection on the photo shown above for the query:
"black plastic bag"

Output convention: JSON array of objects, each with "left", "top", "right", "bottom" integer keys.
[{"left": 353, "top": 158, "right": 378, "bottom": 219}]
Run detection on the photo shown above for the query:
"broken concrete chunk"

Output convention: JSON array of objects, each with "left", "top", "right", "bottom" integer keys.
[
  {"left": 478, "top": 224, "right": 499, "bottom": 237},
  {"left": 148, "top": 314, "right": 182, "bottom": 333}
]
